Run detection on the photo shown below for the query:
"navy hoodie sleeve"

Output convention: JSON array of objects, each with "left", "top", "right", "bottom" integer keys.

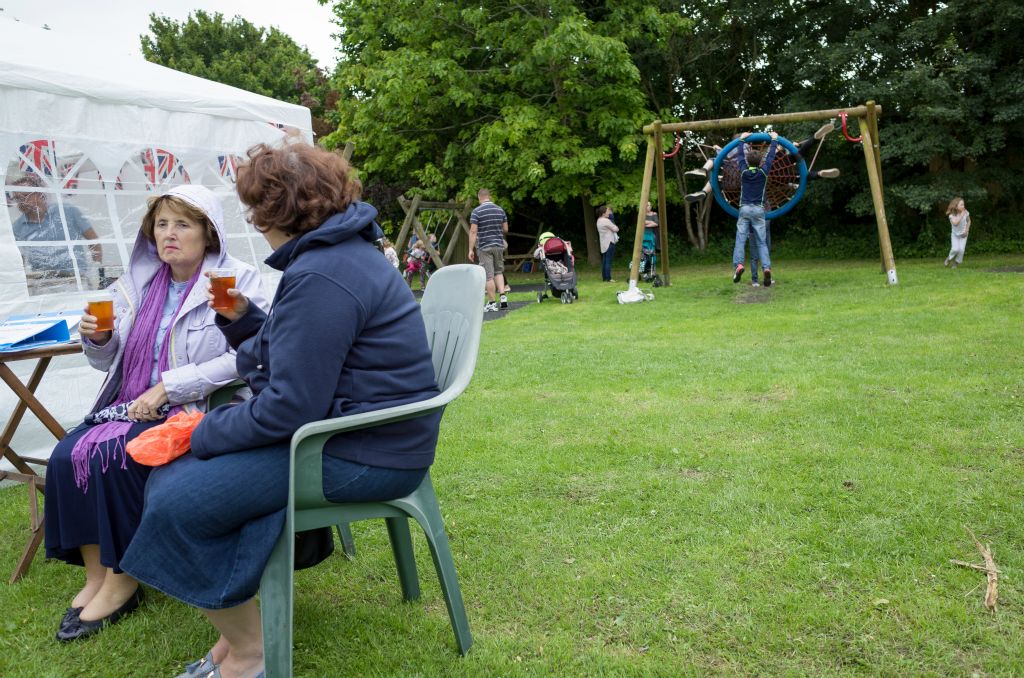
[
  {"left": 191, "top": 271, "right": 364, "bottom": 458},
  {"left": 215, "top": 303, "right": 268, "bottom": 350}
]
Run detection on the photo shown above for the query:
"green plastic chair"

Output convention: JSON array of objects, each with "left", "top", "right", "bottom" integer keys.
[{"left": 260, "top": 263, "right": 485, "bottom": 677}]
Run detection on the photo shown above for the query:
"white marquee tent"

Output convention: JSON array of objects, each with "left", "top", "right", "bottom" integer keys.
[{"left": 0, "top": 18, "right": 313, "bottom": 467}]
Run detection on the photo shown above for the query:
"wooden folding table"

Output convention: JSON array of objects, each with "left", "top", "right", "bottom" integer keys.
[{"left": 0, "top": 341, "right": 82, "bottom": 583}]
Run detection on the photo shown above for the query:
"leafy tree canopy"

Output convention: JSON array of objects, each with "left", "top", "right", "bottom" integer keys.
[{"left": 325, "top": 1, "right": 688, "bottom": 207}]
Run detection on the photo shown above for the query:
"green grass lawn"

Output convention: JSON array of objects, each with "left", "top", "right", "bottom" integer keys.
[{"left": 2, "top": 254, "right": 1022, "bottom": 676}]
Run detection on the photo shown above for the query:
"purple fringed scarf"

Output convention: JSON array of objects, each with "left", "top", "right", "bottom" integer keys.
[{"left": 72, "top": 263, "right": 201, "bottom": 491}]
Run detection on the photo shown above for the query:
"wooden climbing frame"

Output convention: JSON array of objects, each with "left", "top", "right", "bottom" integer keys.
[
  {"left": 394, "top": 196, "right": 474, "bottom": 269},
  {"left": 634, "top": 101, "right": 898, "bottom": 287}
]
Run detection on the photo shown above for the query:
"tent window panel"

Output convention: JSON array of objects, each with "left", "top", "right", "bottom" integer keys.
[
  {"left": 221, "top": 200, "right": 250, "bottom": 235},
  {"left": 6, "top": 189, "right": 96, "bottom": 295},
  {"left": 71, "top": 244, "right": 115, "bottom": 290},
  {"left": 54, "top": 142, "right": 105, "bottom": 193},
  {"left": 8, "top": 139, "right": 57, "bottom": 181},
  {"left": 114, "top": 194, "right": 148, "bottom": 246},
  {"left": 251, "top": 235, "right": 274, "bottom": 273},
  {"left": 224, "top": 235, "right": 257, "bottom": 268},
  {"left": 210, "top": 155, "right": 243, "bottom": 187},
  {"left": 117, "top": 149, "right": 191, "bottom": 192},
  {"left": 62, "top": 194, "right": 116, "bottom": 239}
]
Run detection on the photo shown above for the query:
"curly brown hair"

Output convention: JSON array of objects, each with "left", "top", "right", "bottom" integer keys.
[
  {"left": 236, "top": 142, "right": 362, "bottom": 236},
  {"left": 140, "top": 195, "right": 220, "bottom": 252}
]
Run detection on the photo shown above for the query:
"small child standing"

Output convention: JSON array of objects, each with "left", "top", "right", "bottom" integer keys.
[
  {"left": 382, "top": 238, "right": 400, "bottom": 269},
  {"left": 944, "top": 197, "right": 970, "bottom": 268},
  {"left": 404, "top": 241, "right": 430, "bottom": 288}
]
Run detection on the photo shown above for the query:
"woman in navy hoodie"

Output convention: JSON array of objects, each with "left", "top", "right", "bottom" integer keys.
[{"left": 121, "top": 142, "right": 440, "bottom": 678}]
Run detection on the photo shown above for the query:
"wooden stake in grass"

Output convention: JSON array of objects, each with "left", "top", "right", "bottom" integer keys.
[{"left": 950, "top": 526, "right": 999, "bottom": 613}]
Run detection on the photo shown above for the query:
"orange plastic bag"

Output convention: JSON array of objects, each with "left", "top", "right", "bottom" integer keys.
[{"left": 126, "top": 411, "right": 204, "bottom": 466}]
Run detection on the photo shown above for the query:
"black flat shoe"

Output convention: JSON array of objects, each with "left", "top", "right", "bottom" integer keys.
[
  {"left": 56, "top": 588, "right": 143, "bottom": 642},
  {"left": 58, "top": 606, "right": 82, "bottom": 635}
]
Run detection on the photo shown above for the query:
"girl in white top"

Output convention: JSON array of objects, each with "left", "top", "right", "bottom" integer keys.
[
  {"left": 382, "top": 237, "right": 400, "bottom": 268},
  {"left": 945, "top": 197, "right": 970, "bottom": 268}
]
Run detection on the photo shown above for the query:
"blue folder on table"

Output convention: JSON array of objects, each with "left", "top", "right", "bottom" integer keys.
[{"left": 0, "top": 311, "right": 81, "bottom": 353}]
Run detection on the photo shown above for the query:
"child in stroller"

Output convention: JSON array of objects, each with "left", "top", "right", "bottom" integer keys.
[
  {"left": 533, "top": 231, "right": 579, "bottom": 304},
  {"left": 404, "top": 240, "right": 430, "bottom": 289}
]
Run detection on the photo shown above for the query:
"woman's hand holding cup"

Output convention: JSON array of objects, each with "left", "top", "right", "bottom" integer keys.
[
  {"left": 205, "top": 269, "right": 248, "bottom": 322},
  {"left": 81, "top": 294, "right": 114, "bottom": 345}
]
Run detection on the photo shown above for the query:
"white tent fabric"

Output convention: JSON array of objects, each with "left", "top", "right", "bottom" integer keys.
[{"left": 0, "top": 18, "right": 313, "bottom": 469}]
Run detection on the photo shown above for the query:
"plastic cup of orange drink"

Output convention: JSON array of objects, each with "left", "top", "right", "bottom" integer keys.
[
  {"left": 209, "top": 268, "right": 237, "bottom": 312},
  {"left": 86, "top": 292, "right": 114, "bottom": 332}
]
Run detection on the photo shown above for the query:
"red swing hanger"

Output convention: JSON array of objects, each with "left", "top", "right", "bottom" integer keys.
[
  {"left": 838, "top": 111, "right": 862, "bottom": 143},
  {"left": 662, "top": 133, "right": 682, "bottom": 159}
]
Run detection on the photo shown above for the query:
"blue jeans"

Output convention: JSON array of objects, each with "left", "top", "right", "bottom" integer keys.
[
  {"left": 601, "top": 242, "right": 616, "bottom": 281},
  {"left": 750, "top": 220, "right": 772, "bottom": 282},
  {"left": 734, "top": 205, "right": 771, "bottom": 270},
  {"left": 120, "top": 445, "right": 427, "bottom": 609}
]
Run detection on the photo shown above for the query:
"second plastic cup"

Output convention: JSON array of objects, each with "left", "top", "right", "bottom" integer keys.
[{"left": 209, "top": 268, "right": 237, "bottom": 311}]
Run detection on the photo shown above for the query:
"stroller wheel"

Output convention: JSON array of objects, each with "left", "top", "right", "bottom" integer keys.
[
  {"left": 537, "top": 291, "right": 543, "bottom": 303},
  {"left": 572, "top": 288, "right": 579, "bottom": 299}
]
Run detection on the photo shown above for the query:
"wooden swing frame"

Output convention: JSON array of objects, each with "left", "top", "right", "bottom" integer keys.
[{"left": 630, "top": 101, "right": 898, "bottom": 287}]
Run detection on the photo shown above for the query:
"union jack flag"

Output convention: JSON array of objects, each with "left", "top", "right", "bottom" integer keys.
[
  {"left": 19, "top": 139, "right": 54, "bottom": 176},
  {"left": 218, "top": 155, "right": 238, "bottom": 180},
  {"left": 141, "top": 148, "right": 185, "bottom": 187},
  {"left": 60, "top": 161, "right": 79, "bottom": 190}
]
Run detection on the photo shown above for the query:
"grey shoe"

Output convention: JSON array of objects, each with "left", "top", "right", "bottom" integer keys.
[
  {"left": 188, "top": 665, "right": 262, "bottom": 678},
  {"left": 175, "top": 652, "right": 214, "bottom": 678},
  {"left": 686, "top": 168, "right": 707, "bottom": 178},
  {"left": 685, "top": 191, "right": 706, "bottom": 204},
  {"left": 817, "top": 168, "right": 840, "bottom": 179},
  {"left": 815, "top": 122, "right": 835, "bottom": 140}
]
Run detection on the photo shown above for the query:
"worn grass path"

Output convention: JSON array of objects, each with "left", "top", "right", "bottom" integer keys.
[{"left": 1, "top": 254, "right": 1022, "bottom": 676}]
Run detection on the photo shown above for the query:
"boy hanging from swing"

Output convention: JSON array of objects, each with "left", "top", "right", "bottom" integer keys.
[
  {"left": 685, "top": 122, "right": 839, "bottom": 203},
  {"left": 732, "top": 131, "right": 778, "bottom": 287}
]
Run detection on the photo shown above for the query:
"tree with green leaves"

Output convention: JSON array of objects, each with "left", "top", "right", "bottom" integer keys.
[
  {"left": 141, "top": 11, "right": 338, "bottom": 137},
  {"left": 325, "top": 1, "right": 688, "bottom": 261},
  {"left": 594, "top": 0, "right": 1023, "bottom": 254}
]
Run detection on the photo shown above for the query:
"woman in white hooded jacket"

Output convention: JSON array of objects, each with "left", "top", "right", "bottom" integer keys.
[{"left": 45, "top": 185, "right": 267, "bottom": 642}]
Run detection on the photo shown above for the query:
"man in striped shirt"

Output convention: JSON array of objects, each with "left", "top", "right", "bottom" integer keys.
[{"left": 469, "top": 188, "right": 509, "bottom": 312}]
